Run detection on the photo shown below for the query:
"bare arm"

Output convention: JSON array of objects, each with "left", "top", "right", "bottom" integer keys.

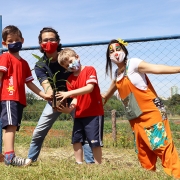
[
  {"left": 41, "top": 79, "right": 53, "bottom": 95},
  {"left": 56, "top": 84, "right": 95, "bottom": 101},
  {"left": 101, "top": 80, "right": 117, "bottom": 104},
  {"left": 26, "top": 81, "right": 52, "bottom": 101},
  {"left": 138, "top": 61, "right": 180, "bottom": 74}
]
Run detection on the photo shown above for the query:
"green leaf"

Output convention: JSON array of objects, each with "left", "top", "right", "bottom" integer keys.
[
  {"left": 36, "top": 65, "right": 43, "bottom": 69},
  {"left": 56, "top": 79, "right": 66, "bottom": 82},
  {"left": 32, "top": 54, "right": 42, "bottom": 61},
  {"left": 48, "top": 57, "right": 53, "bottom": 66},
  {"left": 47, "top": 77, "right": 53, "bottom": 82},
  {"left": 52, "top": 71, "right": 60, "bottom": 84}
]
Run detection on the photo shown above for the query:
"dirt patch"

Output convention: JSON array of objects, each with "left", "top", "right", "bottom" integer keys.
[
  {"left": 21, "top": 126, "right": 66, "bottom": 137},
  {"left": 0, "top": 154, "right": 4, "bottom": 163},
  {"left": 173, "top": 120, "right": 180, "bottom": 124}
]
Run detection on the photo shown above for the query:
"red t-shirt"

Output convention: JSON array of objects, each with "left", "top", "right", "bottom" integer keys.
[
  {"left": 0, "top": 53, "right": 34, "bottom": 106},
  {"left": 67, "top": 66, "right": 104, "bottom": 118}
]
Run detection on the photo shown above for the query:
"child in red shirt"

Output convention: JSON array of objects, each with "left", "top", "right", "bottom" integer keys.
[
  {"left": 57, "top": 48, "right": 104, "bottom": 164},
  {"left": 0, "top": 25, "right": 52, "bottom": 166}
]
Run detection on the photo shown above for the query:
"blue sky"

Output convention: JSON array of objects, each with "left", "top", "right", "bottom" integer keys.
[
  {"left": 1, "top": 0, "right": 180, "bottom": 98},
  {"left": 1, "top": 0, "right": 180, "bottom": 46}
]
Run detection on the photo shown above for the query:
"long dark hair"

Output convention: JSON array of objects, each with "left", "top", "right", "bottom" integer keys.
[{"left": 105, "top": 39, "right": 129, "bottom": 78}]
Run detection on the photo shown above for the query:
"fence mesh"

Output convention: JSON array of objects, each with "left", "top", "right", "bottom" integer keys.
[
  {"left": 1, "top": 36, "right": 180, "bottom": 155},
  {"left": 3, "top": 37, "right": 178, "bottom": 121}
]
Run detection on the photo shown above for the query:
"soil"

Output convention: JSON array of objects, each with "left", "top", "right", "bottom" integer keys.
[
  {"left": 21, "top": 126, "right": 65, "bottom": 137},
  {"left": 173, "top": 120, "right": 180, "bottom": 124},
  {"left": 0, "top": 154, "right": 4, "bottom": 162}
]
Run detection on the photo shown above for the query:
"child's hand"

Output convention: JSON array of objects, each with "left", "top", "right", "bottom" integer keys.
[
  {"left": 56, "top": 91, "right": 70, "bottom": 102},
  {"left": 43, "top": 94, "right": 53, "bottom": 101},
  {"left": 56, "top": 103, "right": 71, "bottom": 113},
  {"left": 101, "top": 94, "right": 108, "bottom": 105}
]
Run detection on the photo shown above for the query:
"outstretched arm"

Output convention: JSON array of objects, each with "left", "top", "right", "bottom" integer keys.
[
  {"left": 101, "top": 80, "right": 117, "bottom": 105},
  {"left": 56, "top": 84, "right": 95, "bottom": 102},
  {"left": 26, "top": 81, "right": 52, "bottom": 101},
  {"left": 138, "top": 61, "right": 180, "bottom": 74}
]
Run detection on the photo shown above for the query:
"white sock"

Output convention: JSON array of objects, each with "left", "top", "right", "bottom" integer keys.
[{"left": 76, "top": 162, "right": 83, "bottom": 164}]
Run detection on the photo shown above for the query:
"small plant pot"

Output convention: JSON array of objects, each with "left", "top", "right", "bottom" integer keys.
[{"left": 52, "top": 90, "right": 67, "bottom": 109}]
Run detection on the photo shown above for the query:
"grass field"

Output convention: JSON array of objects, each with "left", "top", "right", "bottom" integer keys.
[{"left": 0, "top": 120, "right": 179, "bottom": 180}]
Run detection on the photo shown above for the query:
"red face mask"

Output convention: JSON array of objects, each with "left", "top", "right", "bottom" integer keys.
[{"left": 41, "top": 42, "right": 58, "bottom": 54}]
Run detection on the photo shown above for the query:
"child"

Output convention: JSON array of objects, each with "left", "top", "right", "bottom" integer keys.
[
  {"left": 56, "top": 48, "right": 104, "bottom": 164},
  {"left": 0, "top": 25, "right": 52, "bottom": 166},
  {"left": 103, "top": 39, "right": 180, "bottom": 178}
]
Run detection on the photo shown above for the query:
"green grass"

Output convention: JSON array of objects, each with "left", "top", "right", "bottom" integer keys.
[
  {"left": 0, "top": 120, "right": 179, "bottom": 180},
  {"left": 0, "top": 146, "right": 176, "bottom": 180}
]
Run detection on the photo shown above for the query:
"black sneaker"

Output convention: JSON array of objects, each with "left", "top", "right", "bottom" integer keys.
[{"left": 10, "top": 156, "right": 32, "bottom": 167}]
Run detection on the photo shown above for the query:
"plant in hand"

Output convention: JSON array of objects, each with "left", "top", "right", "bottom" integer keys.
[{"left": 32, "top": 54, "right": 68, "bottom": 109}]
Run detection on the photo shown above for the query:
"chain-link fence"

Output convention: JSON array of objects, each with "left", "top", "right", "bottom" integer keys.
[
  {"left": 1, "top": 35, "right": 180, "bottom": 155},
  {"left": 1, "top": 35, "right": 180, "bottom": 121}
]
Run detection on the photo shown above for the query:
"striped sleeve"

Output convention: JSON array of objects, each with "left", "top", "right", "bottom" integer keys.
[
  {"left": 0, "top": 53, "right": 9, "bottom": 72},
  {"left": 86, "top": 67, "right": 98, "bottom": 85},
  {"left": 24, "top": 60, "right": 34, "bottom": 83}
]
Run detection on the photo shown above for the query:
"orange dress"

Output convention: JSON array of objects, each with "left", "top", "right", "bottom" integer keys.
[{"left": 116, "top": 71, "right": 180, "bottom": 178}]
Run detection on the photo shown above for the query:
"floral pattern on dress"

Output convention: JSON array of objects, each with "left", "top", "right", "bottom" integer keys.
[{"left": 144, "top": 122, "right": 168, "bottom": 150}]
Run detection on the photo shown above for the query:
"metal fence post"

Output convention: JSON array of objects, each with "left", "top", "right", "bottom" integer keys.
[{"left": 0, "top": 15, "right": 4, "bottom": 162}]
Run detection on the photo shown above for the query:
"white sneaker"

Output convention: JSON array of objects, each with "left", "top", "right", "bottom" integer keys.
[{"left": 11, "top": 156, "right": 32, "bottom": 167}]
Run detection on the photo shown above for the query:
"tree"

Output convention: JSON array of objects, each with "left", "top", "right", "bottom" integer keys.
[
  {"left": 169, "top": 94, "right": 180, "bottom": 106},
  {"left": 26, "top": 92, "right": 38, "bottom": 105},
  {"left": 104, "top": 95, "right": 125, "bottom": 119}
]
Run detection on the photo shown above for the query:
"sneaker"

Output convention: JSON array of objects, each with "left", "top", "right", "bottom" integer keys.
[
  {"left": 76, "top": 162, "right": 83, "bottom": 164},
  {"left": 4, "top": 153, "right": 15, "bottom": 166},
  {"left": 11, "top": 156, "right": 32, "bottom": 167}
]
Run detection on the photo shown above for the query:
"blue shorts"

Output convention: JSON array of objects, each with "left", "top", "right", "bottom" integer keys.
[
  {"left": 72, "top": 115, "right": 104, "bottom": 148},
  {"left": 1, "top": 101, "right": 24, "bottom": 131}
]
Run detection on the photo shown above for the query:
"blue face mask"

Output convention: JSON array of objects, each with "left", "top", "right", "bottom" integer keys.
[
  {"left": 8, "top": 42, "right": 22, "bottom": 53},
  {"left": 67, "top": 59, "right": 81, "bottom": 72}
]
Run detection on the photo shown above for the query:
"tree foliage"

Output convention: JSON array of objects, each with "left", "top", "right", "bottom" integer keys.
[
  {"left": 24, "top": 93, "right": 180, "bottom": 121},
  {"left": 26, "top": 92, "right": 39, "bottom": 105},
  {"left": 104, "top": 95, "right": 125, "bottom": 119},
  {"left": 168, "top": 94, "right": 180, "bottom": 106}
]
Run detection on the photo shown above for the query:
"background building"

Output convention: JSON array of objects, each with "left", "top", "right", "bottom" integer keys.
[{"left": 171, "top": 86, "right": 178, "bottom": 97}]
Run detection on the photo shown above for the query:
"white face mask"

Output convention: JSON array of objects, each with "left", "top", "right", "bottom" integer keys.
[
  {"left": 67, "top": 59, "right": 81, "bottom": 72},
  {"left": 110, "top": 51, "right": 125, "bottom": 64}
]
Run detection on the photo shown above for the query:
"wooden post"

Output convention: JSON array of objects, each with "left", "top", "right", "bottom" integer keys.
[{"left": 111, "top": 109, "right": 117, "bottom": 145}]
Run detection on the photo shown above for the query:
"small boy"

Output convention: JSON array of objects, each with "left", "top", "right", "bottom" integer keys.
[
  {"left": 0, "top": 25, "right": 52, "bottom": 166},
  {"left": 57, "top": 48, "right": 104, "bottom": 164}
]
